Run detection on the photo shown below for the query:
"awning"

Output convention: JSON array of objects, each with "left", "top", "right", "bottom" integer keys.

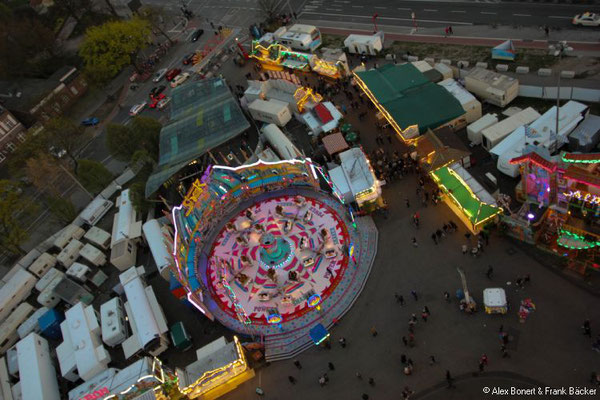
[
  {"left": 314, "top": 103, "right": 333, "bottom": 124},
  {"left": 431, "top": 163, "right": 501, "bottom": 227},
  {"left": 322, "top": 132, "right": 349, "bottom": 156}
]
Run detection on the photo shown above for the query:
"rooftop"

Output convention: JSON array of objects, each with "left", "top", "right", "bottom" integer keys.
[
  {"left": 466, "top": 67, "right": 518, "bottom": 91},
  {"left": 354, "top": 63, "right": 465, "bottom": 134}
]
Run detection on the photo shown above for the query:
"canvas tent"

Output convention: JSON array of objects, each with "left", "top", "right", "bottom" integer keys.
[{"left": 492, "top": 40, "right": 516, "bottom": 61}]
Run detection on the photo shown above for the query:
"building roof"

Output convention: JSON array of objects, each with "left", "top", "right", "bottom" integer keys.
[
  {"left": 354, "top": 64, "right": 465, "bottom": 134},
  {"left": 568, "top": 114, "right": 600, "bottom": 147},
  {"left": 563, "top": 165, "right": 600, "bottom": 189},
  {"left": 146, "top": 78, "right": 250, "bottom": 197},
  {"left": 466, "top": 67, "right": 518, "bottom": 91},
  {"left": 431, "top": 163, "right": 501, "bottom": 226},
  {"left": 562, "top": 151, "right": 600, "bottom": 163},
  {"left": 417, "top": 128, "right": 471, "bottom": 172},
  {"left": 338, "top": 147, "right": 376, "bottom": 197},
  {"left": 509, "top": 151, "right": 557, "bottom": 172},
  {"left": 314, "top": 103, "right": 333, "bottom": 124},
  {"left": 322, "top": 132, "right": 349, "bottom": 155},
  {"left": 438, "top": 78, "right": 479, "bottom": 107}
]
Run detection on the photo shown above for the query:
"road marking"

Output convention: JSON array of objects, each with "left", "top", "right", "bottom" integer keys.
[
  {"left": 481, "top": 11, "right": 496, "bottom": 14},
  {"left": 299, "top": 11, "right": 474, "bottom": 25},
  {"left": 325, "top": 8, "right": 342, "bottom": 11},
  {"left": 352, "top": 5, "right": 364, "bottom": 8},
  {"left": 424, "top": 9, "right": 438, "bottom": 12},
  {"left": 513, "top": 13, "right": 531, "bottom": 17},
  {"left": 398, "top": 7, "right": 411, "bottom": 10},
  {"left": 451, "top": 10, "right": 466, "bottom": 13},
  {"left": 374, "top": 6, "right": 387, "bottom": 9},
  {"left": 548, "top": 16, "right": 571, "bottom": 19}
]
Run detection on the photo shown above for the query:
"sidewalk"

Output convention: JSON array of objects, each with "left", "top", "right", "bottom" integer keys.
[{"left": 302, "top": 19, "right": 600, "bottom": 53}]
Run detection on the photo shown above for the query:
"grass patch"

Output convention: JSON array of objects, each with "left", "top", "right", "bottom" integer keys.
[
  {"left": 389, "top": 41, "right": 557, "bottom": 70},
  {"left": 321, "top": 33, "right": 346, "bottom": 49}
]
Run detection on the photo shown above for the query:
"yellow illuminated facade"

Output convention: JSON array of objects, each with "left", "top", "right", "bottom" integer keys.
[{"left": 294, "top": 86, "right": 323, "bottom": 112}]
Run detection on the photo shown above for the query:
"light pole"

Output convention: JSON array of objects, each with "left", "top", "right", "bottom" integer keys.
[
  {"left": 372, "top": 13, "right": 378, "bottom": 33},
  {"left": 553, "top": 41, "right": 571, "bottom": 149}
]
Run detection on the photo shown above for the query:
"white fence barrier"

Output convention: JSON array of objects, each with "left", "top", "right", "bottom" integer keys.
[{"left": 519, "top": 85, "right": 600, "bottom": 103}]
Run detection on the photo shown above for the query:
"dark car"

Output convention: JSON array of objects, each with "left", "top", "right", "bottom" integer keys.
[
  {"left": 183, "top": 53, "right": 195, "bottom": 65},
  {"left": 81, "top": 117, "right": 99, "bottom": 126},
  {"left": 165, "top": 68, "right": 181, "bottom": 81},
  {"left": 149, "top": 85, "right": 166, "bottom": 98},
  {"left": 191, "top": 29, "right": 204, "bottom": 42}
]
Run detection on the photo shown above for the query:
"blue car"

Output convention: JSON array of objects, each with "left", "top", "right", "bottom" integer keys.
[{"left": 81, "top": 117, "right": 99, "bottom": 126}]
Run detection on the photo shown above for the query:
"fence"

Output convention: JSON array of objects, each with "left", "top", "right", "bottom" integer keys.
[{"left": 519, "top": 85, "right": 600, "bottom": 103}]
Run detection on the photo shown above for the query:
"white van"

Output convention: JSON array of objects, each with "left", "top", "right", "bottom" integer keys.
[
  {"left": 53, "top": 225, "right": 85, "bottom": 250},
  {"left": 83, "top": 226, "right": 111, "bottom": 250},
  {"left": 28, "top": 253, "right": 57, "bottom": 278},
  {"left": 79, "top": 243, "right": 107, "bottom": 267},
  {"left": 57, "top": 239, "right": 84, "bottom": 269},
  {"left": 80, "top": 197, "right": 113, "bottom": 227}
]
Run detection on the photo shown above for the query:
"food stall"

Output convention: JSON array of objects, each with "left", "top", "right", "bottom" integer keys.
[{"left": 483, "top": 288, "right": 507, "bottom": 314}]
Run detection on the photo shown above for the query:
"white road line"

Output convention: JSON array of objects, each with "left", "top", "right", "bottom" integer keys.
[
  {"left": 398, "top": 7, "right": 411, "bottom": 10},
  {"left": 325, "top": 8, "right": 342, "bottom": 11},
  {"left": 513, "top": 13, "right": 531, "bottom": 17},
  {"left": 352, "top": 5, "right": 364, "bottom": 8},
  {"left": 300, "top": 11, "right": 474, "bottom": 25},
  {"left": 374, "top": 6, "right": 387, "bottom": 9},
  {"left": 548, "top": 16, "right": 571, "bottom": 19},
  {"left": 451, "top": 10, "right": 466, "bottom": 13},
  {"left": 424, "top": 9, "right": 438, "bottom": 12},
  {"left": 481, "top": 11, "right": 496, "bottom": 14}
]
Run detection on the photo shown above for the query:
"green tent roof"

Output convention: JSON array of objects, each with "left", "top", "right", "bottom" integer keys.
[
  {"left": 355, "top": 64, "right": 465, "bottom": 133},
  {"left": 145, "top": 78, "right": 250, "bottom": 197},
  {"left": 431, "top": 166, "right": 500, "bottom": 226}
]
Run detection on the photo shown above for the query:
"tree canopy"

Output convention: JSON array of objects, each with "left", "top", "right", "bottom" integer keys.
[
  {"left": 0, "top": 180, "right": 38, "bottom": 256},
  {"left": 43, "top": 117, "right": 85, "bottom": 172},
  {"left": 106, "top": 116, "right": 161, "bottom": 162},
  {"left": 79, "top": 17, "right": 151, "bottom": 85},
  {"left": 76, "top": 159, "right": 114, "bottom": 195}
]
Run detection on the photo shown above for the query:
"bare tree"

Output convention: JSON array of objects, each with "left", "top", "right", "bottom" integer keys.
[
  {"left": 138, "top": 5, "right": 174, "bottom": 44},
  {"left": 258, "top": 0, "right": 279, "bottom": 22}
]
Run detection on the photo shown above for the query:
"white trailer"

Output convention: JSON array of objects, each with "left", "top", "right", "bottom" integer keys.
[
  {"left": 142, "top": 219, "right": 172, "bottom": 281},
  {"left": 0, "top": 357, "right": 13, "bottom": 400},
  {"left": 438, "top": 78, "right": 482, "bottom": 124},
  {"left": 467, "top": 113, "right": 499, "bottom": 145},
  {"left": 100, "top": 297, "right": 128, "bottom": 347},
  {"left": 27, "top": 253, "right": 57, "bottom": 278},
  {"left": 0, "top": 268, "right": 37, "bottom": 324},
  {"left": 79, "top": 243, "right": 107, "bottom": 267},
  {"left": 36, "top": 275, "right": 63, "bottom": 308},
  {"left": 261, "top": 123, "right": 303, "bottom": 160},
  {"left": 35, "top": 268, "right": 64, "bottom": 292},
  {"left": 57, "top": 239, "right": 84, "bottom": 269},
  {"left": 80, "top": 197, "right": 113, "bottom": 227},
  {"left": 110, "top": 190, "right": 142, "bottom": 271},
  {"left": 120, "top": 266, "right": 169, "bottom": 359},
  {"left": 83, "top": 226, "right": 111, "bottom": 250},
  {"left": 65, "top": 262, "right": 92, "bottom": 283},
  {"left": 344, "top": 32, "right": 383, "bottom": 55},
  {"left": 481, "top": 107, "right": 541, "bottom": 151},
  {"left": 0, "top": 303, "right": 34, "bottom": 354},
  {"left": 248, "top": 99, "right": 292, "bottom": 127},
  {"left": 16, "top": 333, "right": 61, "bottom": 400},
  {"left": 17, "top": 307, "right": 48, "bottom": 339},
  {"left": 53, "top": 224, "right": 85, "bottom": 250}
]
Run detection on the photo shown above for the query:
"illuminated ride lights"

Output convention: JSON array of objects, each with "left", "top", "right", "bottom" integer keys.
[
  {"left": 258, "top": 237, "right": 295, "bottom": 270},
  {"left": 266, "top": 313, "right": 283, "bottom": 324},
  {"left": 307, "top": 294, "right": 322, "bottom": 308},
  {"left": 557, "top": 229, "right": 600, "bottom": 250},
  {"left": 562, "top": 153, "right": 600, "bottom": 164},
  {"left": 294, "top": 86, "right": 323, "bottom": 113},
  {"left": 221, "top": 276, "right": 252, "bottom": 325},
  {"left": 563, "top": 190, "right": 600, "bottom": 206}
]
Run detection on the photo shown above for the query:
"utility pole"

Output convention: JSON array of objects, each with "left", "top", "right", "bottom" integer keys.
[
  {"left": 553, "top": 41, "right": 572, "bottom": 149},
  {"left": 372, "top": 13, "right": 378, "bottom": 33}
]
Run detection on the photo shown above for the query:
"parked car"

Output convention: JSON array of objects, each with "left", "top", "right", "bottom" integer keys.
[
  {"left": 183, "top": 53, "right": 195, "bottom": 65},
  {"left": 191, "top": 29, "right": 204, "bottom": 42},
  {"left": 49, "top": 146, "right": 66, "bottom": 159},
  {"left": 157, "top": 97, "right": 171, "bottom": 110},
  {"left": 165, "top": 68, "right": 182, "bottom": 81},
  {"left": 81, "top": 117, "right": 99, "bottom": 126},
  {"left": 149, "top": 93, "right": 166, "bottom": 108},
  {"left": 129, "top": 102, "right": 146, "bottom": 116},
  {"left": 170, "top": 72, "right": 190, "bottom": 88},
  {"left": 153, "top": 68, "right": 168, "bottom": 83},
  {"left": 572, "top": 12, "right": 600, "bottom": 26},
  {"left": 149, "top": 85, "right": 166, "bottom": 98}
]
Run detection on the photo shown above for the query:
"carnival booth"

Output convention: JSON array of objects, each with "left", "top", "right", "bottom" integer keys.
[{"left": 483, "top": 288, "right": 507, "bottom": 314}]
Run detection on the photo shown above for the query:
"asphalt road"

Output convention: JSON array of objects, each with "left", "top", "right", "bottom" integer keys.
[{"left": 298, "top": 0, "right": 597, "bottom": 29}]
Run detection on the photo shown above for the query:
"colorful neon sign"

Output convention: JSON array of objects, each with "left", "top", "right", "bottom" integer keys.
[
  {"left": 79, "top": 387, "right": 109, "bottom": 400},
  {"left": 307, "top": 294, "right": 322, "bottom": 308},
  {"left": 563, "top": 190, "right": 600, "bottom": 206}
]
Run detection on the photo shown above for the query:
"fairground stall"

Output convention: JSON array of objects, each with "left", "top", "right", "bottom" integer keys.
[
  {"left": 509, "top": 151, "right": 600, "bottom": 275},
  {"left": 170, "top": 159, "right": 378, "bottom": 360}
]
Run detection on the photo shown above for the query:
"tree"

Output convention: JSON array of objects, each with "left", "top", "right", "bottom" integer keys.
[
  {"left": 129, "top": 181, "right": 152, "bottom": 215},
  {"left": 43, "top": 117, "right": 85, "bottom": 173},
  {"left": 25, "top": 153, "right": 64, "bottom": 196},
  {"left": 79, "top": 17, "right": 152, "bottom": 85},
  {"left": 101, "top": 0, "right": 119, "bottom": 17},
  {"left": 51, "top": 0, "right": 92, "bottom": 23},
  {"left": 8, "top": 131, "right": 50, "bottom": 175},
  {"left": 47, "top": 196, "right": 77, "bottom": 224},
  {"left": 0, "top": 180, "right": 38, "bottom": 256},
  {"left": 258, "top": 0, "right": 279, "bottom": 22},
  {"left": 106, "top": 116, "right": 162, "bottom": 162},
  {"left": 76, "top": 159, "right": 114, "bottom": 195},
  {"left": 138, "top": 5, "right": 174, "bottom": 44}
]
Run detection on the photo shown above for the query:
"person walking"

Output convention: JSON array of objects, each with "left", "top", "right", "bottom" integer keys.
[
  {"left": 368, "top": 377, "right": 375, "bottom": 386},
  {"left": 402, "top": 336, "right": 408, "bottom": 346},
  {"left": 362, "top": 394, "right": 369, "bottom": 400},
  {"left": 480, "top": 354, "right": 488, "bottom": 365},
  {"left": 371, "top": 326, "right": 378, "bottom": 337},
  {"left": 412, "top": 237, "right": 418, "bottom": 247},
  {"left": 583, "top": 320, "right": 592, "bottom": 337},
  {"left": 328, "top": 362, "right": 335, "bottom": 371},
  {"left": 397, "top": 294, "right": 405, "bottom": 305},
  {"left": 356, "top": 372, "right": 363, "bottom": 379},
  {"left": 448, "top": 25, "right": 453, "bottom": 34},
  {"left": 429, "top": 355, "right": 436, "bottom": 365},
  {"left": 411, "top": 290, "right": 418, "bottom": 301},
  {"left": 479, "top": 361, "right": 485, "bottom": 373},
  {"left": 486, "top": 265, "right": 494, "bottom": 279},
  {"left": 446, "top": 370, "right": 455, "bottom": 388},
  {"left": 293, "top": 360, "right": 302, "bottom": 369},
  {"left": 544, "top": 25, "right": 549, "bottom": 38},
  {"left": 405, "top": 198, "right": 410, "bottom": 208},
  {"left": 431, "top": 233, "right": 438, "bottom": 244},
  {"left": 411, "top": 314, "right": 418, "bottom": 323},
  {"left": 424, "top": 305, "right": 430, "bottom": 315},
  {"left": 401, "top": 354, "right": 407, "bottom": 364},
  {"left": 444, "top": 291, "right": 451, "bottom": 302},
  {"left": 288, "top": 376, "right": 296, "bottom": 384},
  {"left": 339, "top": 337, "right": 347, "bottom": 348},
  {"left": 407, "top": 358, "right": 414, "bottom": 367},
  {"left": 462, "top": 244, "right": 468, "bottom": 255},
  {"left": 421, "top": 310, "right": 428, "bottom": 322}
]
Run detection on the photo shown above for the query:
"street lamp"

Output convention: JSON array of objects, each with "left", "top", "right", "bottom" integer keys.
[
  {"left": 551, "top": 41, "right": 572, "bottom": 148},
  {"left": 372, "top": 14, "right": 378, "bottom": 33}
]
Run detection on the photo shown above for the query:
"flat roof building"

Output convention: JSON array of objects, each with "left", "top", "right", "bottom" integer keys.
[{"left": 16, "top": 333, "right": 60, "bottom": 400}]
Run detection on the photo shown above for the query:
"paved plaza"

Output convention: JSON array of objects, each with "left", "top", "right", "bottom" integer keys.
[{"left": 222, "top": 171, "right": 600, "bottom": 399}]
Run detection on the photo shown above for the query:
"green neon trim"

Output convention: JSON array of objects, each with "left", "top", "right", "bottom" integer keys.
[
  {"left": 562, "top": 155, "right": 600, "bottom": 163},
  {"left": 556, "top": 228, "right": 600, "bottom": 250}
]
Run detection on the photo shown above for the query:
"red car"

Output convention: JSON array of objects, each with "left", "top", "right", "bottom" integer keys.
[
  {"left": 165, "top": 68, "right": 182, "bottom": 81},
  {"left": 149, "top": 93, "right": 166, "bottom": 108}
]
